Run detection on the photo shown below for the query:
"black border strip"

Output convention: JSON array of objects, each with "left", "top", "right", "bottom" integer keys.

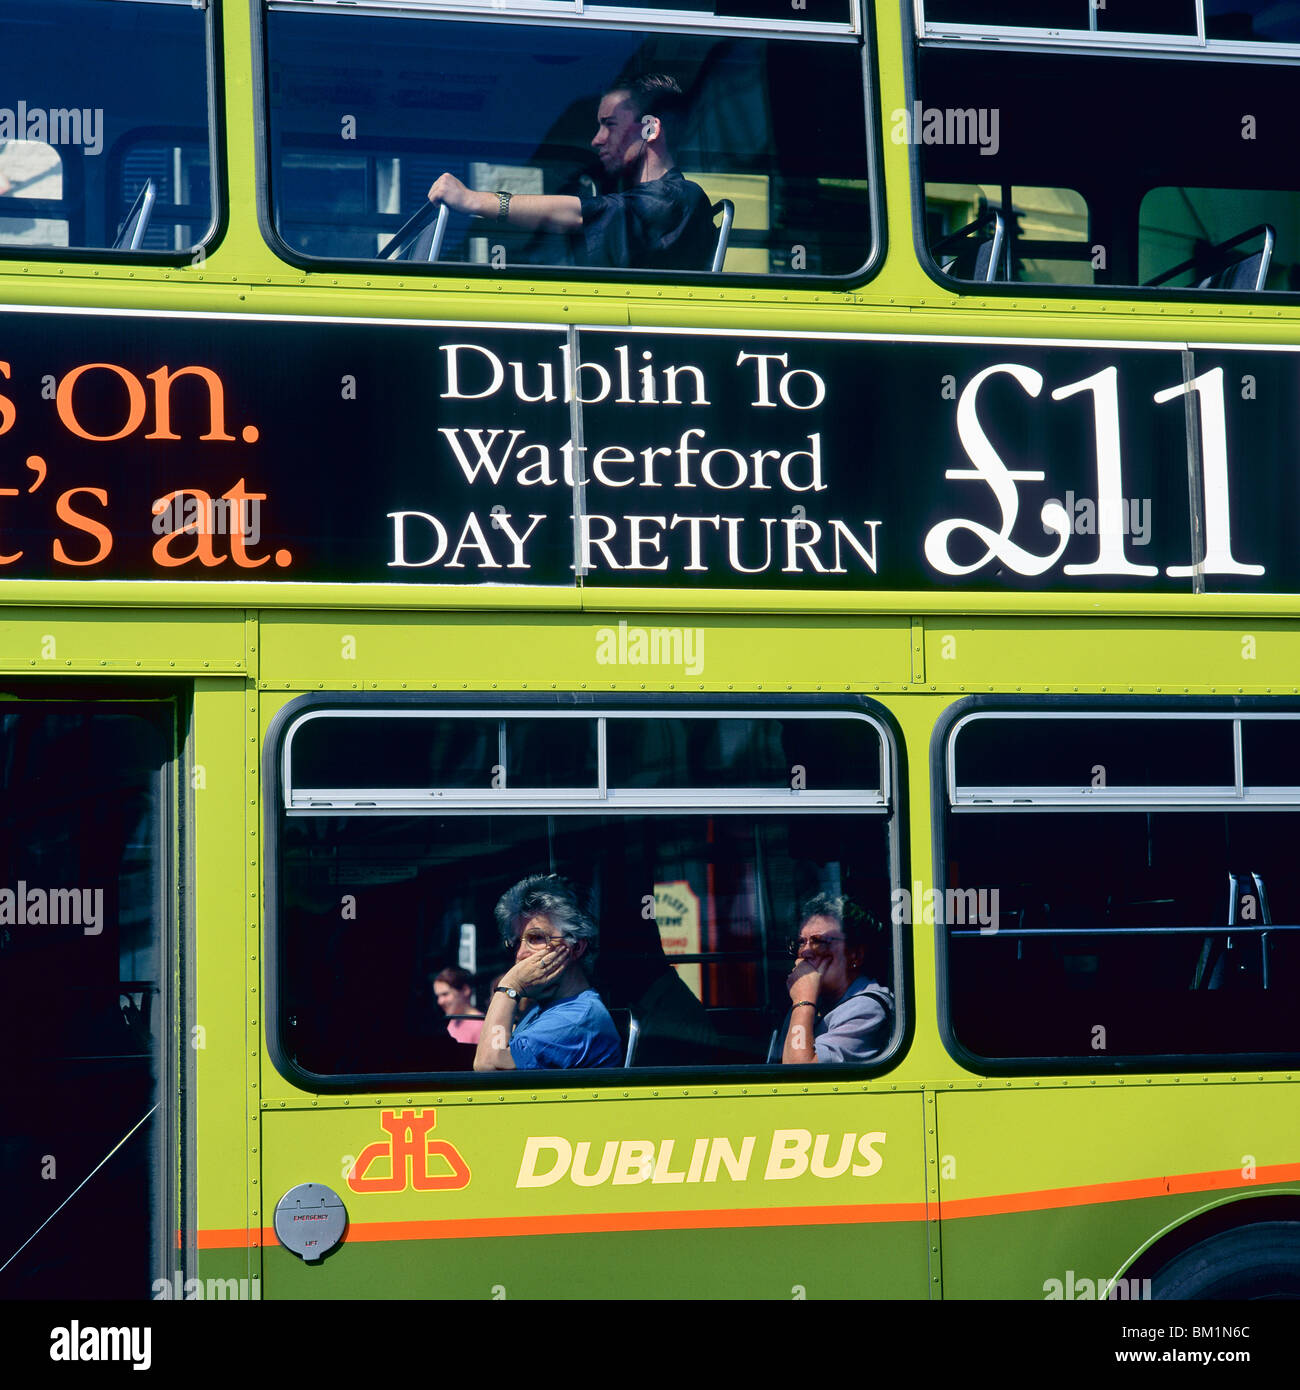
[
  {"left": 930, "top": 692, "right": 1300, "bottom": 1076},
  {"left": 249, "top": 0, "right": 886, "bottom": 291},
  {"left": 263, "top": 688, "right": 912, "bottom": 1094}
]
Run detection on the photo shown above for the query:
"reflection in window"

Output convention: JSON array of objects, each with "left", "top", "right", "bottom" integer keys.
[
  {"left": 1140, "top": 188, "right": 1294, "bottom": 291},
  {"left": 927, "top": 182, "right": 1091, "bottom": 285},
  {"left": 0, "top": 0, "right": 212, "bottom": 255},
  {"left": 265, "top": 8, "right": 872, "bottom": 277},
  {"left": 0, "top": 140, "right": 67, "bottom": 247}
]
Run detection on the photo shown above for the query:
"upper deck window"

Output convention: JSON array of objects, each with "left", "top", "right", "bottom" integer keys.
[
  {"left": 0, "top": 0, "right": 216, "bottom": 261},
  {"left": 913, "top": 2, "right": 1300, "bottom": 295},
  {"left": 261, "top": 1, "right": 875, "bottom": 281}
]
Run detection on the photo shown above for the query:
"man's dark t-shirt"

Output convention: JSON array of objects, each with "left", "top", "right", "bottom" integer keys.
[{"left": 578, "top": 168, "right": 716, "bottom": 272}]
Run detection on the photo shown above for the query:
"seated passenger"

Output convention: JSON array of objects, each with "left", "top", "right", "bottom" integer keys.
[
  {"left": 474, "top": 874, "right": 621, "bottom": 1071},
  {"left": 778, "top": 894, "right": 893, "bottom": 1065},
  {"left": 433, "top": 966, "right": 484, "bottom": 1045},
  {"left": 426, "top": 73, "right": 716, "bottom": 273}
]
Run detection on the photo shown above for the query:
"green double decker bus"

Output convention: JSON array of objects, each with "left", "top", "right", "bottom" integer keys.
[{"left": 2, "top": 0, "right": 1299, "bottom": 1308}]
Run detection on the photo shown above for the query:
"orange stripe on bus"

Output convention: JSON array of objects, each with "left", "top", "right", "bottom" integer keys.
[
  {"left": 196, "top": 1201, "right": 928, "bottom": 1247},
  {"left": 329, "top": 1201, "right": 929, "bottom": 1243},
  {"left": 938, "top": 1161, "right": 1300, "bottom": 1220},
  {"left": 195, "top": 1162, "right": 1300, "bottom": 1248}
]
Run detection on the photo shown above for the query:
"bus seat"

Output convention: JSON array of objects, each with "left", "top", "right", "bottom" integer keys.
[
  {"left": 933, "top": 209, "right": 1006, "bottom": 283},
  {"left": 705, "top": 1007, "right": 775, "bottom": 1064},
  {"left": 710, "top": 198, "right": 734, "bottom": 274},
  {"left": 379, "top": 201, "right": 449, "bottom": 263},
  {"left": 1147, "top": 224, "right": 1274, "bottom": 292},
  {"left": 112, "top": 179, "right": 156, "bottom": 252},
  {"left": 606, "top": 1008, "right": 641, "bottom": 1066},
  {"left": 1199, "top": 241, "right": 1270, "bottom": 291},
  {"left": 1193, "top": 870, "right": 1271, "bottom": 990}
]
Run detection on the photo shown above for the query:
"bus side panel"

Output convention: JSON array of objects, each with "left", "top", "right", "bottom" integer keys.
[
  {"left": 936, "top": 1084, "right": 1300, "bottom": 1298},
  {"left": 258, "top": 1093, "right": 930, "bottom": 1299}
]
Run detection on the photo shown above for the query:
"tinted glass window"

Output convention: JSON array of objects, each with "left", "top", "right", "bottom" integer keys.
[
  {"left": 943, "top": 711, "right": 1300, "bottom": 1064},
  {"left": 506, "top": 718, "right": 599, "bottom": 789},
  {"left": 278, "top": 808, "right": 894, "bottom": 1076},
  {"left": 1206, "top": 0, "right": 1300, "bottom": 42},
  {"left": 924, "top": 0, "right": 1196, "bottom": 31},
  {"left": 954, "top": 716, "right": 1235, "bottom": 789},
  {"left": 917, "top": 44, "right": 1299, "bottom": 292},
  {"left": 291, "top": 716, "right": 502, "bottom": 791},
  {"left": 274, "top": 707, "right": 899, "bottom": 1080},
  {"left": 0, "top": 0, "right": 213, "bottom": 255},
  {"left": 606, "top": 717, "right": 882, "bottom": 791},
  {"left": 1242, "top": 719, "right": 1300, "bottom": 787},
  {"left": 264, "top": 8, "right": 872, "bottom": 277}
]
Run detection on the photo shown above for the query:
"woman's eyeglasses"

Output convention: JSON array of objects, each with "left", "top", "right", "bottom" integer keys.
[{"left": 787, "top": 934, "right": 845, "bottom": 957}]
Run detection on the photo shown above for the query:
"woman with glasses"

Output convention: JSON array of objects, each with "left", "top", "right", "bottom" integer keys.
[
  {"left": 473, "top": 873, "right": 621, "bottom": 1072},
  {"left": 779, "top": 893, "right": 893, "bottom": 1065}
]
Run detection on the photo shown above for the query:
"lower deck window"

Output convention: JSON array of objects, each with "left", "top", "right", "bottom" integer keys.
[
  {"left": 942, "top": 708, "right": 1300, "bottom": 1065},
  {"left": 271, "top": 702, "right": 901, "bottom": 1082}
]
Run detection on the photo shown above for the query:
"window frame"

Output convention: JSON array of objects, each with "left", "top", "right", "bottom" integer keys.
[
  {"left": 932, "top": 693, "right": 1300, "bottom": 1076},
  {"left": 265, "top": 689, "right": 910, "bottom": 1092},
  {"left": 253, "top": 0, "right": 886, "bottom": 288},
  {"left": 0, "top": 0, "right": 225, "bottom": 268}
]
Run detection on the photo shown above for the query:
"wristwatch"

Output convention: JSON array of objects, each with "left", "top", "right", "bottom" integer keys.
[
  {"left": 496, "top": 191, "right": 511, "bottom": 224},
  {"left": 495, "top": 985, "right": 520, "bottom": 1000}
]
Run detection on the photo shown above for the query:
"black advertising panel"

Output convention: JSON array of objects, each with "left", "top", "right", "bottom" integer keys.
[
  {"left": 0, "top": 304, "right": 1294, "bottom": 593},
  {"left": 573, "top": 330, "right": 1192, "bottom": 590}
]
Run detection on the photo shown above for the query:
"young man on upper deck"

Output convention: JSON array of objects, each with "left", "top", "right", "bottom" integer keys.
[{"left": 426, "top": 73, "right": 716, "bottom": 273}]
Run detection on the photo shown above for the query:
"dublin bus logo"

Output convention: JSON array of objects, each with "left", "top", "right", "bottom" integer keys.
[{"left": 346, "top": 1109, "right": 471, "bottom": 1194}]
